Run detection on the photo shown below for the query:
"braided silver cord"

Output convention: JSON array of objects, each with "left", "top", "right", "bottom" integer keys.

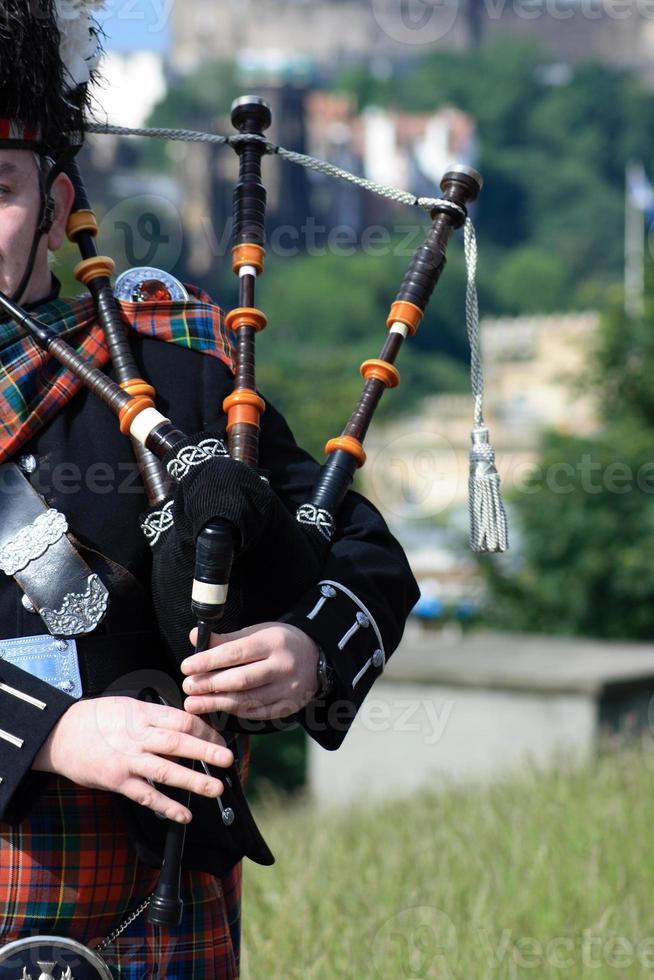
[
  {"left": 87, "top": 121, "right": 452, "bottom": 215},
  {"left": 276, "top": 145, "right": 445, "bottom": 212},
  {"left": 87, "top": 121, "right": 236, "bottom": 146},
  {"left": 462, "top": 219, "right": 508, "bottom": 553},
  {"left": 464, "top": 217, "right": 484, "bottom": 428}
]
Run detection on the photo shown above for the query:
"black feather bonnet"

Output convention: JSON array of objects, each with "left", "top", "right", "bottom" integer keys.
[{"left": 0, "top": 0, "right": 102, "bottom": 154}]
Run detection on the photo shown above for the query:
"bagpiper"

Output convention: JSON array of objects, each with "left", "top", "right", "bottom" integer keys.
[{"left": 0, "top": 2, "right": 418, "bottom": 976}]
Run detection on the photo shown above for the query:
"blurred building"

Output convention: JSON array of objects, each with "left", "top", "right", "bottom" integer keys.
[
  {"left": 363, "top": 311, "right": 600, "bottom": 612},
  {"left": 97, "top": 51, "right": 167, "bottom": 128},
  {"left": 171, "top": 0, "right": 654, "bottom": 84},
  {"left": 364, "top": 310, "right": 599, "bottom": 517},
  {"left": 177, "top": 88, "right": 476, "bottom": 285},
  {"left": 84, "top": 51, "right": 168, "bottom": 207},
  {"left": 304, "top": 92, "right": 476, "bottom": 230},
  {"left": 170, "top": 0, "right": 467, "bottom": 71}
]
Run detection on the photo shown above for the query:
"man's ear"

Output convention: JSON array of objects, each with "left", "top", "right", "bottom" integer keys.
[{"left": 46, "top": 172, "right": 75, "bottom": 252}]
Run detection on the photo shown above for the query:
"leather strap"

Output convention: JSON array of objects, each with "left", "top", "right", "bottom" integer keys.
[{"left": 0, "top": 462, "right": 109, "bottom": 635}]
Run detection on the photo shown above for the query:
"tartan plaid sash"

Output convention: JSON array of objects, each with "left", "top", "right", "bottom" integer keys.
[{"left": 0, "top": 287, "right": 235, "bottom": 463}]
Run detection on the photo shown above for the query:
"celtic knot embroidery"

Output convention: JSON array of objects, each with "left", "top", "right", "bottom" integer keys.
[
  {"left": 166, "top": 437, "right": 229, "bottom": 482},
  {"left": 140, "top": 500, "right": 174, "bottom": 547},
  {"left": 0, "top": 510, "right": 68, "bottom": 576},
  {"left": 296, "top": 504, "right": 335, "bottom": 541}
]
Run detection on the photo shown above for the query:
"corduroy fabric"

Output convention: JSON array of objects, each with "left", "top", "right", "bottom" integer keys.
[
  {"left": 0, "top": 771, "right": 246, "bottom": 979},
  {"left": 0, "top": 287, "right": 235, "bottom": 463}
]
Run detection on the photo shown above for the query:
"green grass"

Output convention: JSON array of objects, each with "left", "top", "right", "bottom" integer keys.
[{"left": 242, "top": 744, "right": 654, "bottom": 979}]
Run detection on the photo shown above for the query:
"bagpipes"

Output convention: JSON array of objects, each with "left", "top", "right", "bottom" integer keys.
[
  {"left": 0, "top": 94, "right": 490, "bottom": 933},
  {"left": 0, "top": 2, "right": 502, "bottom": 975}
]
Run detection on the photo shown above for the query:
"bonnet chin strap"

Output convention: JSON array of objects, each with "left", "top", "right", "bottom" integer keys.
[{"left": 10, "top": 145, "right": 78, "bottom": 304}]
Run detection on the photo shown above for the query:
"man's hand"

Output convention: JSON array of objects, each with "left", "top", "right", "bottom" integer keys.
[
  {"left": 181, "top": 623, "right": 320, "bottom": 721},
  {"left": 32, "top": 696, "right": 233, "bottom": 823}
]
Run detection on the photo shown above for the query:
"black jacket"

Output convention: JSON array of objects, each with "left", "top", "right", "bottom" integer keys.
[{"left": 0, "top": 332, "right": 419, "bottom": 864}]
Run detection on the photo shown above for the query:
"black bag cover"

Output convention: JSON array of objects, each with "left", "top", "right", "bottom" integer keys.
[
  {"left": 139, "top": 433, "right": 326, "bottom": 872},
  {"left": 148, "top": 433, "right": 326, "bottom": 664}
]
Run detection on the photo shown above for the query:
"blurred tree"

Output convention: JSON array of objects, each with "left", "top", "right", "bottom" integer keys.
[
  {"left": 336, "top": 36, "right": 654, "bottom": 313},
  {"left": 590, "top": 284, "right": 654, "bottom": 430},
  {"left": 256, "top": 246, "right": 470, "bottom": 454},
  {"left": 248, "top": 729, "right": 307, "bottom": 799},
  {"left": 141, "top": 61, "right": 240, "bottom": 171},
  {"left": 484, "top": 426, "right": 654, "bottom": 638},
  {"left": 483, "top": 278, "right": 654, "bottom": 638}
]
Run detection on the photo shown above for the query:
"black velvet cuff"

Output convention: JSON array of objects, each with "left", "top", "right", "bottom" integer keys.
[
  {"left": 279, "top": 579, "right": 386, "bottom": 750},
  {"left": 0, "top": 659, "right": 76, "bottom": 823}
]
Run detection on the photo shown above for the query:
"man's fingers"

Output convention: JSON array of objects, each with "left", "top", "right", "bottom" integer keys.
[
  {"left": 134, "top": 754, "right": 225, "bottom": 799},
  {"left": 182, "top": 661, "right": 272, "bottom": 696},
  {"left": 144, "top": 728, "right": 234, "bottom": 768},
  {"left": 145, "top": 702, "right": 226, "bottom": 747},
  {"left": 183, "top": 623, "right": 282, "bottom": 674},
  {"left": 184, "top": 686, "right": 292, "bottom": 719},
  {"left": 119, "top": 776, "right": 192, "bottom": 824},
  {"left": 181, "top": 641, "right": 264, "bottom": 677}
]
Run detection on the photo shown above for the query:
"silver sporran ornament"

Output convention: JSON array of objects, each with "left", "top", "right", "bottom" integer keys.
[
  {"left": 0, "top": 936, "right": 112, "bottom": 980},
  {"left": 22, "top": 964, "right": 71, "bottom": 980},
  {"left": 114, "top": 267, "right": 189, "bottom": 303}
]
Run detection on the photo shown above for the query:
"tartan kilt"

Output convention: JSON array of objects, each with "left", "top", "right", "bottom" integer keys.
[{"left": 0, "top": 775, "right": 243, "bottom": 979}]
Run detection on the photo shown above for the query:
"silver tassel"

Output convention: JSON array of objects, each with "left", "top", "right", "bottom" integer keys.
[
  {"left": 469, "top": 427, "right": 508, "bottom": 553},
  {"left": 464, "top": 219, "right": 508, "bottom": 553}
]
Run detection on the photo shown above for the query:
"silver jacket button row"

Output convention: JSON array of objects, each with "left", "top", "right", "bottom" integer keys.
[
  {"left": 352, "top": 646, "right": 385, "bottom": 689},
  {"left": 338, "top": 611, "right": 370, "bottom": 650},
  {"left": 306, "top": 584, "right": 337, "bottom": 621}
]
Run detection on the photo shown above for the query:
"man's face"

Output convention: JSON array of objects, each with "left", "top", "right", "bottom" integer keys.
[
  {"left": 0, "top": 149, "right": 47, "bottom": 301},
  {"left": 0, "top": 147, "right": 73, "bottom": 304}
]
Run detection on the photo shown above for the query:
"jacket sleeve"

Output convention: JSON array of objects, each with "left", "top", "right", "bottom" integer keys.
[
  {"left": 258, "top": 396, "right": 420, "bottom": 750},
  {"left": 0, "top": 658, "right": 76, "bottom": 823}
]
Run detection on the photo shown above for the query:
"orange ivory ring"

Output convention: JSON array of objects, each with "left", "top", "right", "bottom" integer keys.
[
  {"left": 66, "top": 209, "right": 99, "bottom": 241},
  {"left": 386, "top": 300, "right": 423, "bottom": 336},
  {"left": 232, "top": 243, "right": 265, "bottom": 275},
  {"left": 225, "top": 307, "right": 268, "bottom": 333},
  {"left": 118, "top": 396, "right": 155, "bottom": 436},
  {"left": 74, "top": 256, "right": 115, "bottom": 285},
  {"left": 360, "top": 358, "right": 400, "bottom": 389},
  {"left": 120, "top": 378, "right": 157, "bottom": 400},
  {"left": 325, "top": 435, "right": 367, "bottom": 468},
  {"left": 223, "top": 389, "right": 266, "bottom": 430}
]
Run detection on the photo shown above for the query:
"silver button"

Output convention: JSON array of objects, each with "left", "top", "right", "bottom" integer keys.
[
  {"left": 18, "top": 454, "right": 37, "bottom": 475},
  {"left": 356, "top": 612, "right": 370, "bottom": 628},
  {"left": 58, "top": 680, "right": 74, "bottom": 692},
  {"left": 21, "top": 594, "right": 36, "bottom": 614},
  {"left": 320, "top": 584, "right": 337, "bottom": 598},
  {"left": 372, "top": 649, "right": 384, "bottom": 668}
]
